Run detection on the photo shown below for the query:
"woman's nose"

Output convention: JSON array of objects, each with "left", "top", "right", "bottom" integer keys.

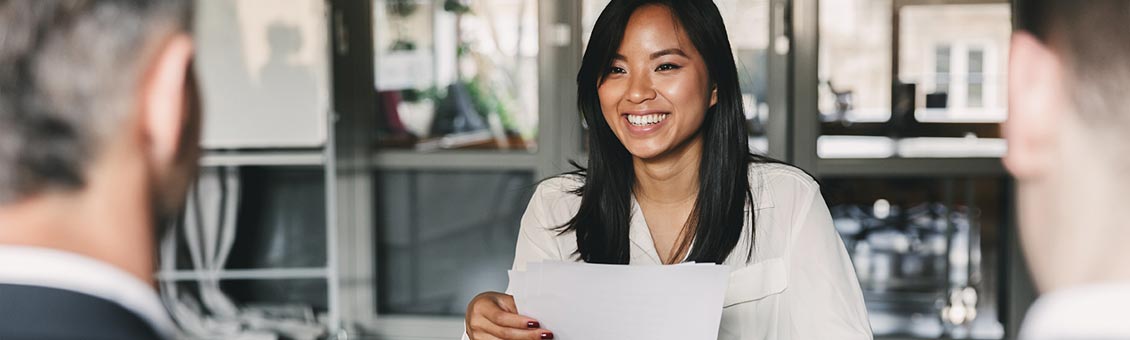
[{"left": 626, "top": 72, "right": 656, "bottom": 104}]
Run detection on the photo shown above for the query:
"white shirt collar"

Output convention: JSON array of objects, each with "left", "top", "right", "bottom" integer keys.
[
  {"left": 0, "top": 245, "right": 176, "bottom": 338},
  {"left": 627, "top": 186, "right": 771, "bottom": 265},
  {"left": 628, "top": 195, "right": 663, "bottom": 264},
  {"left": 1020, "top": 281, "right": 1130, "bottom": 339}
]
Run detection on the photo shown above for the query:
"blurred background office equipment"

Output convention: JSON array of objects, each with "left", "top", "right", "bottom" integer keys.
[{"left": 173, "top": 0, "right": 1037, "bottom": 339}]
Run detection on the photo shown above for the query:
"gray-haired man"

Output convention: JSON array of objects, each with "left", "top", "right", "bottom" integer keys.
[{"left": 0, "top": 1, "right": 196, "bottom": 338}]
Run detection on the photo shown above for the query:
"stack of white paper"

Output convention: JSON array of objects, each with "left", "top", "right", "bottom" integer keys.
[{"left": 510, "top": 261, "right": 730, "bottom": 339}]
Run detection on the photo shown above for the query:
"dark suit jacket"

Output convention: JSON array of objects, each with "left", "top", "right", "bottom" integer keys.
[{"left": 0, "top": 283, "right": 165, "bottom": 340}]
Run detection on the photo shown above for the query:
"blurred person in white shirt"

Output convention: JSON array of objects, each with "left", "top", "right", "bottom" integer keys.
[{"left": 1006, "top": 0, "right": 1130, "bottom": 338}]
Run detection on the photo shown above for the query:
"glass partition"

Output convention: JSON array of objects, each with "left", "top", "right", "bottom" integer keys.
[
  {"left": 373, "top": 0, "right": 539, "bottom": 151},
  {"left": 817, "top": 0, "right": 1011, "bottom": 159}
]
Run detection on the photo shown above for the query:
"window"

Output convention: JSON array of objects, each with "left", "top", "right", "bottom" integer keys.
[
  {"left": 373, "top": 0, "right": 540, "bottom": 151},
  {"left": 371, "top": 0, "right": 543, "bottom": 318},
  {"left": 817, "top": 1, "right": 1010, "bottom": 160},
  {"left": 967, "top": 47, "right": 985, "bottom": 108},
  {"left": 929, "top": 44, "right": 989, "bottom": 110},
  {"left": 933, "top": 45, "right": 952, "bottom": 106},
  {"left": 899, "top": 4, "right": 1009, "bottom": 121},
  {"left": 818, "top": 0, "right": 893, "bottom": 122}
]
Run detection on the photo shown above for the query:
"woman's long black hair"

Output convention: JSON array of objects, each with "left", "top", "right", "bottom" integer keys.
[{"left": 559, "top": 0, "right": 774, "bottom": 265}]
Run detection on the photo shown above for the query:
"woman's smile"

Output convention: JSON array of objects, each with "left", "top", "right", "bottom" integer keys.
[{"left": 622, "top": 110, "right": 671, "bottom": 134}]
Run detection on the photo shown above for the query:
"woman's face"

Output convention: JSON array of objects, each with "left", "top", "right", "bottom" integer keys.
[{"left": 598, "top": 4, "right": 716, "bottom": 161}]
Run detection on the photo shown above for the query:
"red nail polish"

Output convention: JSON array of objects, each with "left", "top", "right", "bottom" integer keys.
[
  {"left": 541, "top": 332, "right": 554, "bottom": 339},
  {"left": 527, "top": 321, "right": 540, "bottom": 328}
]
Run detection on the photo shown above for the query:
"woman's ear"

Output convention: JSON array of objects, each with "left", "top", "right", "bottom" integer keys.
[{"left": 710, "top": 84, "right": 718, "bottom": 108}]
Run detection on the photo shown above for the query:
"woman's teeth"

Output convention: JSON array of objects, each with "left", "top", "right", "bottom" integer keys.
[{"left": 626, "top": 113, "right": 669, "bottom": 126}]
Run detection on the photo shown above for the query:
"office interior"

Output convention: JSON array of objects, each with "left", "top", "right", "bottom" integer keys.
[{"left": 175, "top": 0, "right": 1035, "bottom": 339}]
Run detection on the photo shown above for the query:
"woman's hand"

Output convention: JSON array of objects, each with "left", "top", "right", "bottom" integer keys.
[{"left": 466, "top": 291, "right": 554, "bottom": 340}]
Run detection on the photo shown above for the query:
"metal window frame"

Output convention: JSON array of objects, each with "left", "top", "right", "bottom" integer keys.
[{"left": 357, "top": 1, "right": 571, "bottom": 338}]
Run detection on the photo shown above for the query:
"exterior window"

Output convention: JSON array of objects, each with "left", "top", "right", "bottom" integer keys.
[{"left": 967, "top": 48, "right": 985, "bottom": 108}]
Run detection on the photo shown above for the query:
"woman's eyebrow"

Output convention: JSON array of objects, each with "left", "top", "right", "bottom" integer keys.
[
  {"left": 650, "top": 48, "right": 687, "bottom": 59},
  {"left": 611, "top": 48, "right": 688, "bottom": 61}
]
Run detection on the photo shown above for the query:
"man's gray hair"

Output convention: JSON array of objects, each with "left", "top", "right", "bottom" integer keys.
[{"left": 0, "top": 0, "right": 191, "bottom": 203}]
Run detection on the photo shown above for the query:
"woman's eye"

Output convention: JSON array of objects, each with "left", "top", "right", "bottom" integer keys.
[
  {"left": 608, "top": 66, "right": 627, "bottom": 74},
  {"left": 656, "top": 63, "right": 681, "bottom": 71}
]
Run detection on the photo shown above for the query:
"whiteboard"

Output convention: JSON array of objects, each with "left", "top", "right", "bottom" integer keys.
[{"left": 196, "top": 0, "right": 330, "bottom": 148}]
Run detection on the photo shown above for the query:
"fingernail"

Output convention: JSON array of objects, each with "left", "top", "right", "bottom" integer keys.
[
  {"left": 527, "top": 321, "right": 540, "bottom": 328},
  {"left": 541, "top": 332, "right": 554, "bottom": 339}
]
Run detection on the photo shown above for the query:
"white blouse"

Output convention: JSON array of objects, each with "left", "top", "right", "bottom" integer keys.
[
  {"left": 468, "top": 163, "right": 873, "bottom": 340},
  {"left": 1020, "top": 282, "right": 1130, "bottom": 339}
]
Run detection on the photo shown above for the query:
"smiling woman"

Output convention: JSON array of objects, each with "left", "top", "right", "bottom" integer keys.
[
  {"left": 571, "top": 0, "right": 757, "bottom": 266},
  {"left": 463, "top": 1, "right": 873, "bottom": 340},
  {"left": 580, "top": 3, "right": 736, "bottom": 264},
  {"left": 597, "top": 10, "right": 715, "bottom": 162}
]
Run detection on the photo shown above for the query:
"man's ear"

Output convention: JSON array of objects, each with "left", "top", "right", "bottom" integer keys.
[
  {"left": 140, "top": 34, "right": 194, "bottom": 173},
  {"left": 1004, "top": 32, "right": 1065, "bottom": 180}
]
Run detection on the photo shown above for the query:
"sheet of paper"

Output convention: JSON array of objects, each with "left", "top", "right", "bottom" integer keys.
[{"left": 510, "top": 261, "right": 730, "bottom": 340}]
